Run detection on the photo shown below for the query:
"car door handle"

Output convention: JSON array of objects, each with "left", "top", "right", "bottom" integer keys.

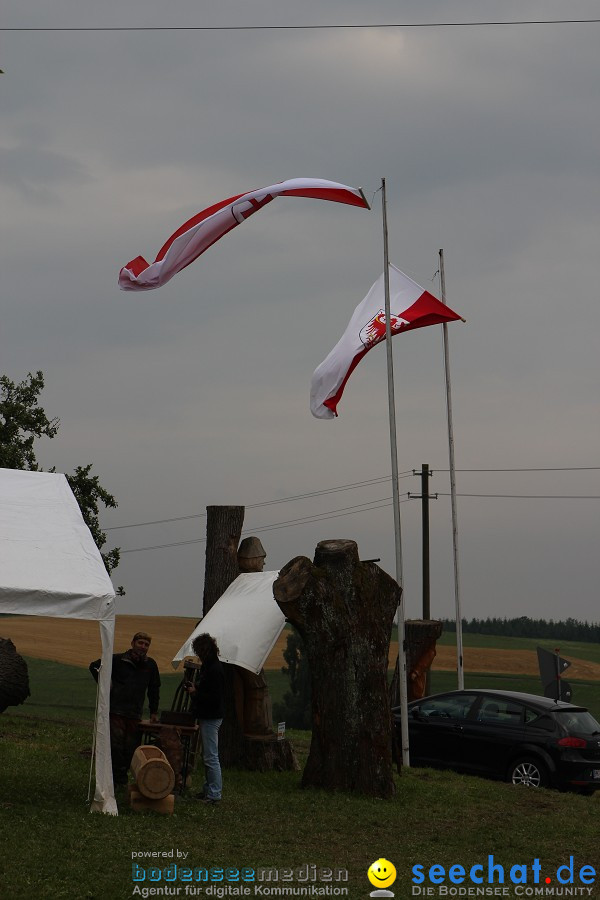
[{"left": 452, "top": 725, "right": 464, "bottom": 733}]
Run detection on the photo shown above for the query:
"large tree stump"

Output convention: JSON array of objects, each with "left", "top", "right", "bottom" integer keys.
[
  {"left": 273, "top": 539, "right": 400, "bottom": 797},
  {"left": 0, "top": 637, "right": 30, "bottom": 713}
]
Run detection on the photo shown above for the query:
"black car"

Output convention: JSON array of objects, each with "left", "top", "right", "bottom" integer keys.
[{"left": 393, "top": 689, "right": 600, "bottom": 792}]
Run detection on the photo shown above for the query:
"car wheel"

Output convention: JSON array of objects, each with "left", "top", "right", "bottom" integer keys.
[{"left": 508, "top": 757, "right": 549, "bottom": 788}]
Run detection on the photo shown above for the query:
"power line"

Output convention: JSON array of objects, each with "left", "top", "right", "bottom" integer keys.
[
  {"left": 104, "top": 473, "right": 414, "bottom": 531},
  {"left": 104, "top": 465, "right": 600, "bottom": 532},
  {"left": 435, "top": 467, "right": 600, "bottom": 473},
  {"left": 120, "top": 495, "right": 410, "bottom": 554},
  {"left": 437, "top": 493, "right": 600, "bottom": 500},
  {"left": 4, "top": 19, "right": 600, "bottom": 32},
  {"left": 118, "top": 484, "right": 600, "bottom": 556}
]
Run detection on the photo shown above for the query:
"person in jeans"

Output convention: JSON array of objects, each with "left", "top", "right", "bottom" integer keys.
[{"left": 185, "top": 633, "right": 225, "bottom": 804}]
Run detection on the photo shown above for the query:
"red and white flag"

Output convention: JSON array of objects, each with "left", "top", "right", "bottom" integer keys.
[
  {"left": 310, "top": 264, "right": 464, "bottom": 419},
  {"left": 118, "top": 177, "right": 369, "bottom": 291}
]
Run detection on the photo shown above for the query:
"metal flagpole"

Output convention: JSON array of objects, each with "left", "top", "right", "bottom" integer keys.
[
  {"left": 381, "top": 178, "right": 410, "bottom": 766},
  {"left": 439, "top": 249, "right": 464, "bottom": 690}
]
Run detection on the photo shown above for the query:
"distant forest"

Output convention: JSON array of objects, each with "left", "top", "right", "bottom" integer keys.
[{"left": 441, "top": 616, "right": 600, "bottom": 642}]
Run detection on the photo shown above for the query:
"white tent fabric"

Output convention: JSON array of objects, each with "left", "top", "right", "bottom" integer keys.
[
  {"left": 0, "top": 468, "right": 117, "bottom": 815},
  {"left": 172, "top": 572, "right": 285, "bottom": 674}
]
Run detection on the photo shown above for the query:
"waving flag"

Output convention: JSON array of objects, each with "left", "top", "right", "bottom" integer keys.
[
  {"left": 310, "top": 264, "right": 464, "bottom": 419},
  {"left": 118, "top": 177, "right": 369, "bottom": 291}
]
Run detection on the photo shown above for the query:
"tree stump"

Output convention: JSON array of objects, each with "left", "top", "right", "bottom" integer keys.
[
  {"left": 273, "top": 539, "right": 400, "bottom": 798},
  {"left": 389, "top": 619, "right": 443, "bottom": 704},
  {"left": 0, "top": 637, "right": 30, "bottom": 713}
]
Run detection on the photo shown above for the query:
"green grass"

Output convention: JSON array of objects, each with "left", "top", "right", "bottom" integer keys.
[
  {"left": 14, "top": 652, "right": 600, "bottom": 725},
  {"left": 0, "top": 714, "right": 598, "bottom": 900},
  {"left": 3, "top": 640, "right": 600, "bottom": 898},
  {"left": 12, "top": 657, "right": 185, "bottom": 722}
]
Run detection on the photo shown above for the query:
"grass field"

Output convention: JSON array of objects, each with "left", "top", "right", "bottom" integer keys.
[
  {"left": 1, "top": 633, "right": 600, "bottom": 899},
  {"left": 1, "top": 711, "right": 598, "bottom": 900},
  {"left": 12, "top": 655, "right": 600, "bottom": 724}
]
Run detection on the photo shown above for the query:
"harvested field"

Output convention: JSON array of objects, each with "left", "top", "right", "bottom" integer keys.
[
  {"left": 2, "top": 615, "right": 600, "bottom": 680},
  {"left": 0, "top": 616, "right": 197, "bottom": 673},
  {"left": 431, "top": 645, "right": 600, "bottom": 681}
]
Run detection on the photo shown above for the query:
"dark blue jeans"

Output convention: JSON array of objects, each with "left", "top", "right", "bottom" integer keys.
[{"left": 199, "top": 718, "right": 223, "bottom": 800}]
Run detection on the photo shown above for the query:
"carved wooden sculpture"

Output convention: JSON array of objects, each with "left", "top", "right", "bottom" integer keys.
[
  {"left": 200, "top": 507, "right": 297, "bottom": 771},
  {"left": 237, "top": 536, "right": 267, "bottom": 573},
  {"left": 406, "top": 619, "right": 443, "bottom": 701},
  {"left": 0, "top": 637, "right": 30, "bottom": 713},
  {"left": 273, "top": 539, "right": 400, "bottom": 797},
  {"left": 389, "top": 619, "right": 443, "bottom": 704}
]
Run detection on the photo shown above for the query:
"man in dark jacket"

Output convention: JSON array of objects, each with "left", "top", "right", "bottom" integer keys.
[
  {"left": 185, "top": 633, "right": 225, "bottom": 804},
  {"left": 89, "top": 631, "right": 160, "bottom": 785}
]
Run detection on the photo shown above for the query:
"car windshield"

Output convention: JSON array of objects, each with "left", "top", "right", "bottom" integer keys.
[{"left": 554, "top": 710, "right": 600, "bottom": 735}]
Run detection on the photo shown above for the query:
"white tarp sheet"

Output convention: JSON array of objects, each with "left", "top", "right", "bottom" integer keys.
[
  {"left": 172, "top": 572, "right": 285, "bottom": 674},
  {"left": 0, "top": 468, "right": 117, "bottom": 815}
]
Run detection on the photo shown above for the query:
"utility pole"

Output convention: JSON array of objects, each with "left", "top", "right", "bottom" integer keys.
[{"left": 409, "top": 464, "right": 437, "bottom": 695}]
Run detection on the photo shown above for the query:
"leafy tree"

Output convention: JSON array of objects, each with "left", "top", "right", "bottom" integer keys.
[
  {"left": 66, "top": 464, "right": 120, "bottom": 576},
  {"left": 0, "top": 371, "right": 121, "bottom": 579},
  {"left": 0, "top": 371, "right": 59, "bottom": 470}
]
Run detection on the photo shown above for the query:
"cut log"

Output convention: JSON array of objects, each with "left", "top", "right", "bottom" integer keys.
[
  {"left": 273, "top": 539, "right": 400, "bottom": 798},
  {"left": 130, "top": 746, "right": 175, "bottom": 799}
]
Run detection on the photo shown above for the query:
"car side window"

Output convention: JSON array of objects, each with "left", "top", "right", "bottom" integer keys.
[
  {"left": 526, "top": 713, "right": 557, "bottom": 733},
  {"left": 477, "top": 698, "right": 524, "bottom": 725},
  {"left": 417, "top": 694, "right": 478, "bottom": 720}
]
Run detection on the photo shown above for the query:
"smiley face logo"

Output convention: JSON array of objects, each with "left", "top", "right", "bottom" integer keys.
[{"left": 367, "top": 858, "right": 397, "bottom": 889}]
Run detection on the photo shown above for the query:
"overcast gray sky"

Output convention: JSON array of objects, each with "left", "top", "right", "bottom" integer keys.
[{"left": 2, "top": 1, "right": 599, "bottom": 624}]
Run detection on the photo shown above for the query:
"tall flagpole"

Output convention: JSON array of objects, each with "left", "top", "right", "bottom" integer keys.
[
  {"left": 439, "top": 249, "right": 464, "bottom": 690},
  {"left": 381, "top": 178, "right": 410, "bottom": 766}
]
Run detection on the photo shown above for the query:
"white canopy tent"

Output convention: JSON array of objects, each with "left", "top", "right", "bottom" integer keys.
[
  {"left": 172, "top": 572, "right": 285, "bottom": 674},
  {"left": 0, "top": 468, "right": 117, "bottom": 815}
]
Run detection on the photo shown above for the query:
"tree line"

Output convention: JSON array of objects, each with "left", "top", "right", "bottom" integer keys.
[{"left": 441, "top": 616, "right": 600, "bottom": 642}]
